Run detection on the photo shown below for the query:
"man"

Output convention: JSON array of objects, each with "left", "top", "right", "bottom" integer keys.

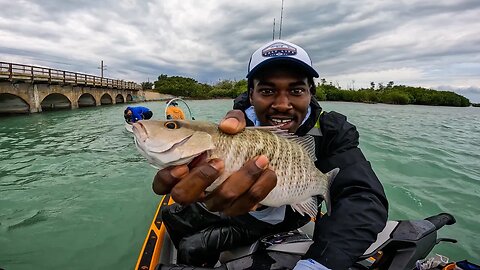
[
  {"left": 153, "top": 40, "right": 388, "bottom": 269},
  {"left": 124, "top": 106, "right": 153, "bottom": 123},
  {"left": 166, "top": 101, "right": 186, "bottom": 120}
]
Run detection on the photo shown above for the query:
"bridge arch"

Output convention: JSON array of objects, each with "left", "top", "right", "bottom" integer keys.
[
  {"left": 100, "top": 93, "right": 113, "bottom": 105},
  {"left": 126, "top": 94, "right": 133, "bottom": 102},
  {"left": 41, "top": 93, "right": 71, "bottom": 111},
  {"left": 115, "top": 94, "right": 125, "bottom": 103},
  {"left": 78, "top": 93, "right": 96, "bottom": 107},
  {"left": 0, "top": 93, "right": 30, "bottom": 114}
]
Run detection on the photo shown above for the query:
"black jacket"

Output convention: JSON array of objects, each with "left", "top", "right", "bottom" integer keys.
[{"left": 233, "top": 92, "right": 389, "bottom": 269}]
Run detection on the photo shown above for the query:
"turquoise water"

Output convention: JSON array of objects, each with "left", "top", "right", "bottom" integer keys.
[{"left": 0, "top": 100, "right": 479, "bottom": 269}]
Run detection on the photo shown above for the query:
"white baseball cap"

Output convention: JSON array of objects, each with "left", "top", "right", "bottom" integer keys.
[{"left": 246, "top": 40, "right": 319, "bottom": 78}]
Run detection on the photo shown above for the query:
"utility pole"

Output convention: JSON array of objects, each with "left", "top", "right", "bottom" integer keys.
[
  {"left": 98, "top": 60, "right": 107, "bottom": 78},
  {"left": 279, "top": 0, "right": 284, "bottom": 39},
  {"left": 272, "top": 18, "right": 276, "bottom": 40}
]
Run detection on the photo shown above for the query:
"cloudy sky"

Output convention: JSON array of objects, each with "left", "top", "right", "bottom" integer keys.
[{"left": 1, "top": 0, "right": 479, "bottom": 101}]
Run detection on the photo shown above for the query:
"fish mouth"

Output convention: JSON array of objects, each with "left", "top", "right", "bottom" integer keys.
[{"left": 132, "top": 122, "right": 148, "bottom": 142}]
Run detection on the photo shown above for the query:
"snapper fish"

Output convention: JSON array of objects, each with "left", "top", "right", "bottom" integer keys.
[{"left": 132, "top": 119, "right": 338, "bottom": 217}]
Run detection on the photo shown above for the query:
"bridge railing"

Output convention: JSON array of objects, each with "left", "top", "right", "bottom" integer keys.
[{"left": 0, "top": 62, "right": 141, "bottom": 90}]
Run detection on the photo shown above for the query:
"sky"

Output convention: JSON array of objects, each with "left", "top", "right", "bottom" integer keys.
[{"left": 1, "top": 0, "right": 480, "bottom": 102}]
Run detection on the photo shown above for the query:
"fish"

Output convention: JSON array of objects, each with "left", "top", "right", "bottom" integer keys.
[{"left": 132, "top": 119, "right": 338, "bottom": 217}]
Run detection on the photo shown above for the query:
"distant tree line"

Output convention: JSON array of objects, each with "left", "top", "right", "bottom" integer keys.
[
  {"left": 141, "top": 81, "right": 154, "bottom": 90},
  {"left": 315, "top": 80, "right": 470, "bottom": 107},
  {"left": 148, "top": 74, "right": 246, "bottom": 99},
  {"left": 141, "top": 75, "right": 471, "bottom": 107}
]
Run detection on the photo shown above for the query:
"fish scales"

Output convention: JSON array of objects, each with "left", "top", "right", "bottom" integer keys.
[{"left": 209, "top": 128, "right": 320, "bottom": 207}]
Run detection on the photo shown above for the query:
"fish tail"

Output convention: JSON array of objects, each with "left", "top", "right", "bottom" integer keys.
[{"left": 323, "top": 168, "right": 339, "bottom": 215}]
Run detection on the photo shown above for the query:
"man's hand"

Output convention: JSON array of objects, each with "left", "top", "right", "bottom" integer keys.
[
  {"left": 218, "top": 109, "right": 246, "bottom": 134},
  {"left": 204, "top": 155, "right": 276, "bottom": 216},
  {"left": 151, "top": 110, "right": 277, "bottom": 216},
  {"left": 152, "top": 158, "right": 224, "bottom": 204}
]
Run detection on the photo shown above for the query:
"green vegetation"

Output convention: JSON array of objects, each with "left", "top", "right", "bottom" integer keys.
[
  {"left": 316, "top": 80, "right": 470, "bottom": 107},
  {"left": 143, "top": 75, "right": 471, "bottom": 107},
  {"left": 150, "top": 74, "right": 246, "bottom": 99},
  {"left": 141, "top": 81, "right": 154, "bottom": 90}
]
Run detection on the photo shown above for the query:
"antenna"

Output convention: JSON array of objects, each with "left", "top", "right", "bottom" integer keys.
[
  {"left": 279, "top": 0, "right": 284, "bottom": 39},
  {"left": 272, "top": 18, "right": 276, "bottom": 40}
]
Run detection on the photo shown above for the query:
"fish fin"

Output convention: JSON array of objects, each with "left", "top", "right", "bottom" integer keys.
[
  {"left": 290, "top": 135, "right": 316, "bottom": 161},
  {"left": 246, "top": 127, "right": 316, "bottom": 161},
  {"left": 322, "top": 168, "right": 339, "bottom": 216},
  {"left": 290, "top": 197, "right": 318, "bottom": 218},
  {"left": 246, "top": 126, "right": 295, "bottom": 137},
  {"left": 246, "top": 126, "right": 303, "bottom": 138}
]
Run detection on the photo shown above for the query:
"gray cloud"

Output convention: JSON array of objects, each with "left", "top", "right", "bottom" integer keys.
[
  {"left": 438, "top": 85, "right": 480, "bottom": 94},
  {"left": 437, "top": 85, "right": 480, "bottom": 103},
  {"left": 1, "top": 0, "right": 479, "bottom": 101}
]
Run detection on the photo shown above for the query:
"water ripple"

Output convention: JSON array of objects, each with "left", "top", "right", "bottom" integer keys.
[
  {"left": 6, "top": 210, "right": 50, "bottom": 231},
  {"left": 1, "top": 101, "right": 479, "bottom": 268}
]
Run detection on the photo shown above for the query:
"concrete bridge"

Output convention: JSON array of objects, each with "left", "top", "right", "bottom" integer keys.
[{"left": 0, "top": 62, "right": 144, "bottom": 115}]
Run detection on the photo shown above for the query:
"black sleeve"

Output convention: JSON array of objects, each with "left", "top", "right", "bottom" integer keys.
[
  {"left": 305, "top": 111, "right": 389, "bottom": 269},
  {"left": 233, "top": 92, "right": 255, "bottom": 126}
]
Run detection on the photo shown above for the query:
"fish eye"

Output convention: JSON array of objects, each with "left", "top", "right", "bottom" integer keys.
[{"left": 164, "top": 121, "right": 178, "bottom": 129}]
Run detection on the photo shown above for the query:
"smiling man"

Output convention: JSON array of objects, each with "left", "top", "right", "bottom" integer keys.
[
  {"left": 153, "top": 40, "right": 388, "bottom": 269},
  {"left": 247, "top": 62, "right": 312, "bottom": 132}
]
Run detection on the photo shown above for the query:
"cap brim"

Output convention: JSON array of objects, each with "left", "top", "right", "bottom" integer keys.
[{"left": 246, "top": 57, "right": 319, "bottom": 79}]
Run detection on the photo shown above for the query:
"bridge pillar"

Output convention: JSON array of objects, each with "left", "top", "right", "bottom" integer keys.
[
  {"left": 92, "top": 91, "right": 101, "bottom": 106},
  {"left": 110, "top": 90, "right": 116, "bottom": 104},
  {"left": 71, "top": 98, "right": 79, "bottom": 109},
  {"left": 31, "top": 84, "right": 42, "bottom": 113}
]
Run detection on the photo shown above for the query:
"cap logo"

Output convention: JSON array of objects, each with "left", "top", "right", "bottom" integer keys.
[{"left": 262, "top": 42, "right": 297, "bottom": 57}]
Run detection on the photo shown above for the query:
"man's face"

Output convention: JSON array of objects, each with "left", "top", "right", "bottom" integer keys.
[
  {"left": 250, "top": 67, "right": 312, "bottom": 133},
  {"left": 127, "top": 110, "right": 132, "bottom": 116}
]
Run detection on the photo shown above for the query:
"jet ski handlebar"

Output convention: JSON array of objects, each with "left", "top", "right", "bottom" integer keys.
[{"left": 425, "top": 213, "right": 456, "bottom": 230}]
